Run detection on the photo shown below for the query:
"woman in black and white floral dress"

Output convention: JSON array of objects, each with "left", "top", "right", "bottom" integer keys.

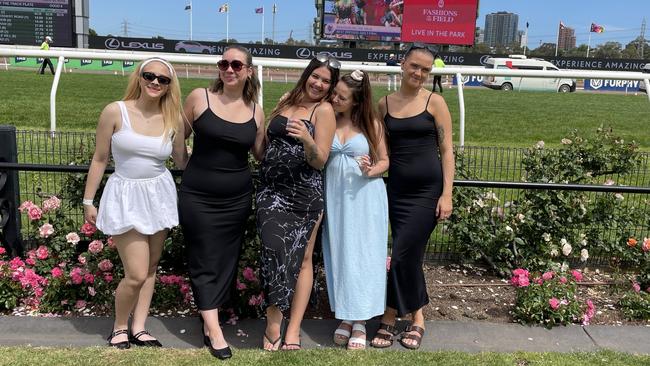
[{"left": 257, "top": 53, "right": 339, "bottom": 351}]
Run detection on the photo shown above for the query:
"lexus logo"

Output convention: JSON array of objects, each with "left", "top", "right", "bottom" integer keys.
[
  {"left": 296, "top": 48, "right": 313, "bottom": 59},
  {"left": 105, "top": 38, "right": 120, "bottom": 50},
  {"left": 479, "top": 55, "right": 491, "bottom": 65}
]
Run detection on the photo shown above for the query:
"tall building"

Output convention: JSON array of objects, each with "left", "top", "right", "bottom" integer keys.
[
  {"left": 558, "top": 24, "right": 576, "bottom": 51},
  {"left": 484, "top": 12, "right": 519, "bottom": 47}
]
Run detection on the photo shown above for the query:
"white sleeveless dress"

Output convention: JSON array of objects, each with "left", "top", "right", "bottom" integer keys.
[{"left": 96, "top": 101, "right": 178, "bottom": 235}]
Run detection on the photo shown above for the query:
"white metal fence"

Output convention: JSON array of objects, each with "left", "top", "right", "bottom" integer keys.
[{"left": 1, "top": 46, "right": 649, "bottom": 146}]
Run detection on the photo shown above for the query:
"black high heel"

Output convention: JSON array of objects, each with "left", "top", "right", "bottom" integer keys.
[
  {"left": 200, "top": 315, "right": 232, "bottom": 360},
  {"left": 107, "top": 329, "right": 130, "bottom": 349}
]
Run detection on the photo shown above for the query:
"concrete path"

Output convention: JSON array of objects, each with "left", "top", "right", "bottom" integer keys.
[{"left": 1, "top": 316, "right": 649, "bottom": 354}]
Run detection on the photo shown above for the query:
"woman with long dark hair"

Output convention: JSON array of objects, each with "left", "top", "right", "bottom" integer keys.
[
  {"left": 257, "top": 53, "right": 339, "bottom": 351},
  {"left": 179, "top": 45, "right": 265, "bottom": 359},
  {"left": 370, "top": 44, "right": 455, "bottom": 350},
  {"left": 323, "top": 70, "right": 389, "bottom": 350}
]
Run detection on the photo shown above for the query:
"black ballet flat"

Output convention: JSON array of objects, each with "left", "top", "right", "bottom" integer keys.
[
  {"left": 129, "top": 330, "right": 163, "bottom": 347},
  {"left": 107, "top": 329, "right": 130, "bottom": 349}
]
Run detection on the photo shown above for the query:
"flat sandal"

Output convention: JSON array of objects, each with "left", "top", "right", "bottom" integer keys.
[
  {"left": 370, "top": 323, "right": 398, "bottom": 348},
  {"left": 399, "top": 325, "right": 425, "bottom": 350}
]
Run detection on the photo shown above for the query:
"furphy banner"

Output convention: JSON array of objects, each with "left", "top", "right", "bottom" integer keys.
[{"left": 400, "top": 0, "right": 478, "bottom": 45}]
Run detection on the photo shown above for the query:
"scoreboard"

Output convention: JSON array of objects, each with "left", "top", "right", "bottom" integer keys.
[{"left": 0, "top": 0, "right": 74, "bottom": 47}]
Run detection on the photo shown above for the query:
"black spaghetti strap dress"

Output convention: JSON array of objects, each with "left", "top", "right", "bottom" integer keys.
[
  {"left": 256, "top": 106, "right": 323, "bottom": 312},
  {"left": 384, "top": 93, "right": 443, "bottom": 316},
  {"left": 179, "top": 89, "right": 257, "bottom": 311}
]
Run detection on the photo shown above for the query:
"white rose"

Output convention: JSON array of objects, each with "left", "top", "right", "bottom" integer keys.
[
  {"left": 561, "top": 138, "right": 572, "bottom": 145},
  {"left": 562, "top": 242, "right": 572, "bottom": 256},
  {"left": 543, "top": 233, "right": 551, "bottom": 242},
  {"left": 550, "top": 249, "right": 559, "bottom": 257},
  {"left": 535, "top": 140, "right": 545, "bottom": 149},
  {"left": 580, "top": 249, "right": 589, "bottom": 262}
]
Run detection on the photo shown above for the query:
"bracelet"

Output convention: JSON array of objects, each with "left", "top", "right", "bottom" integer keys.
[{"left": 82, "top": 199, "right": 94, "bottom": 206}]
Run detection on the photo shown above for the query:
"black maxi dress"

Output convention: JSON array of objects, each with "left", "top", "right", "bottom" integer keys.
[
  {"left": 256, "top": 106, "right": 323, "bottom": 312},
  {"left": 179, "top": 89, "right": 257, "bottom": 310},
  {"left": 384, "top": 93, "right": 443, "bottom": 316}
]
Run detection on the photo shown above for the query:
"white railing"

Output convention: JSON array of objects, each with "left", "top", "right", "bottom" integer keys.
[{"left": 2, "top": 46, "right": 649, "bottom": 145}]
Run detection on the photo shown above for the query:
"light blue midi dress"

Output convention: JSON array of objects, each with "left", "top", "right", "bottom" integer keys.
[{"left": 322, "top": 133, "right": 389, "bottom": 320}]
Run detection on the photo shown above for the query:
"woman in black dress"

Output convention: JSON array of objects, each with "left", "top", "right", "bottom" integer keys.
[
  {"left": 257, "top": 53, "right": 339, "bottom": 351},
  {"left": 370, "top": 44, "right": 455, "bottom": 350},
  {"left": 179, "top": 45, "right": 265, "bottom": 359}
]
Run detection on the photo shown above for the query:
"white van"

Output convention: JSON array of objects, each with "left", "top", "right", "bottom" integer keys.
[{"left": 481, "top": 55, "right": 576, "bottom": 93}]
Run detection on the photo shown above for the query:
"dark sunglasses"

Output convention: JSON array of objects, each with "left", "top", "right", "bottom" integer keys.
[
  {"left": 315, "top": 52, "right": 341, "bottom": 69},
  {"left": 406, "top": 43, "right": 439, "bottom": 56},
  {"left": 141, "top": 71, "right": 172, "bottom": 85},
  {"left": 217, "top": 59, "right": 247, "bottom": 72}
]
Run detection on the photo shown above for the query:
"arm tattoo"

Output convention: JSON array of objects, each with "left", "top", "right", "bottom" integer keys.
[
  {"left": 437, "top": 126, "right": 445, "bottom": 145},
  {"left": 306, "top": 143, "right": 319, "bottom": 164}
]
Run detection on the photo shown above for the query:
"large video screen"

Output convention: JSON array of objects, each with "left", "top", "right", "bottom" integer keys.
[
  {"left": 322, "top": 0, "right": 403, "bottom": 41},
  {"left": 0, "top": 0, "right": 74, "bottom": 47},
  {"left": 320, "top": 0, "right": 477, "bottom": 45}
]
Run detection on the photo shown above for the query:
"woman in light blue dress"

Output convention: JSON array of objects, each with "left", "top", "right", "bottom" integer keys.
[{"left": 323, "top": 70, "right": 389, "bottom": 350}]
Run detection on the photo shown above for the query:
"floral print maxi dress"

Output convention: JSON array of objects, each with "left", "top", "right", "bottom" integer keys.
[{"left": 256, "top": 113, "right": 323, "bottom": 312}]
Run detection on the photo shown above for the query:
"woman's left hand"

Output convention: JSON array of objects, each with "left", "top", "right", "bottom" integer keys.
[
  {"left": 436, "top": 194, "right": 453, "bottom": 220},
  {"left": 357, "top": 155, "right": 372, "bottom": 176},
  {"left": 286, "top": 118, "right": 311, "bottom": 143}
]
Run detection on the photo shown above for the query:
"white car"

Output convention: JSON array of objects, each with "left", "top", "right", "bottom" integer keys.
[
  {"left": 482, "top": 55, "right": 576, "bottom": 93},
  {"left": 174, "top": 41, "right": 214, "bottom": 54}
]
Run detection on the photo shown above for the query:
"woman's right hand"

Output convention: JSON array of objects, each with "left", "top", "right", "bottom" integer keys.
[{"left": 83, "top": 205, "right": 97, "bottom": 225}]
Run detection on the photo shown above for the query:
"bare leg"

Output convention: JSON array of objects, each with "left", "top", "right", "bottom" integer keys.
[
  {"left": 130, "top": 229, "right": 167, "bottom": 341},
  {"left": 202, "top": 308, "right": 228, "bottom": 349},
  {"left": 262, "top": 305, "right": 283, "bottom": 351},
  {"left": 282, "top": 214, "right": 323, "bottom": 349},
  {"left": 111, "top": 230, "right": 150, "bottom": 344}
]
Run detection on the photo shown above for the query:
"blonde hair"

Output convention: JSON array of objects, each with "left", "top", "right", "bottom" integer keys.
[{"left": 123, "top": 58, "right": 183, "bottom": 141}]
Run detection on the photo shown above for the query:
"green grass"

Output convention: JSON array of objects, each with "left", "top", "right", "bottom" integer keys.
[
  {"left": 1, "top": 70, "right": 649, "bottom": 149},
  {"left": 0, "top": 348, "right": 648, "bottom": 366}
]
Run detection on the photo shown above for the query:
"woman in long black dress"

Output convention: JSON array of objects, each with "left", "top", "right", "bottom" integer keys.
[
  {"left": 257, "top": 54, "right": 339, "bottom": 351},
  {"left": 370, "top": 44, "right": 455, "bottom": 350},
  {"left": 179, "top": 45, "right": 265, "bottom": 359}
]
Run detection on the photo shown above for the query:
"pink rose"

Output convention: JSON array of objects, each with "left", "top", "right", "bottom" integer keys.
[
  {"left": 51, "top": 267, "right": 63, "bottom": 278},
  {"left": 28, "top": 206, "right": 43, "bottom": 221},
  {"left": 549, "top": 297, "right": 560, "bottom": 310},
  {"left": 70, "top": 267, "right": 84, "bottom": 284},
  {"left": 25, "top": 258, "right": 36, "bottom": 266},
  {"left": 103, "top": 273, "right": 113, "bottom": 283},
  {"left": 242, "top": 267, "right": 257, "bottom": 282},
  {"left": 75, "top": 300, "right": 87, "bottom": 309},
  {"left": 571, "top": 270, "right": 583, "bottom": 282},
  {"left": 42, "top": 196, "right": 61, "bottom": 212},
  {"left": 65, "top": 232, "right": 81, "bottom": 245},
  {"left": 0, "top": 247, "right": 6, "bottom": 255},
  {"left": 83, "top": 273, "right": 95, "bottom": 284},
  {"left": 106, "top": 237, "right": 115, "bottom": 249},
  {"left": 386, "top": 256, "right": 392, "bottom": 271},
  {"left": 38, "top": 223, "right": 54, "bottom": 238},
  {"left": 36, "top": 245, "right": 49, "bottom": 260},
  {"left": 98, "top": 259, "right": 113, "bottom": 272},
  {"left": 248, "top": 293, "right": 264, "bottom": 306},
  {"left": 77, "top": 255, "right": 87, "bottom": 265},
  {"left": 559, "top": 276, "right": 567, "bottom": 284},
  {"left": 632, "top": 282, "right": 641, "bottom": 293},
  {"left": 642, "top": 238, "right": 650, "bottom": 252},
  {"left": 88, "top": 240, "right": 104, "bottom": 254},
  {"left": 236, "top": 279, "right": 247, "bottom": 290},
  {"left": 542, "top": 271, "right": 554, "bottom": 280},
  {"left": 512, "top": 268, "right": 529, "bottom": 278},
  {"left": 88, "top": 286, "right": 96, "bottom": 296},
  {"left": 18, "top": 200, "right": 36, "bottom": 212},
  {"left": 80, "top": 222, "right": 97, "bottom": 236}
]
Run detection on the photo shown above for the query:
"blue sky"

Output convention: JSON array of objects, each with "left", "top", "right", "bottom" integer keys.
[{"left": 89, "top": 0, "right": 648, "bottom": 46}]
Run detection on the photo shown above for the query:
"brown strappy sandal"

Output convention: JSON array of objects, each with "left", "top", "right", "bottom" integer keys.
[
  {"left": 370, "top": 323, "right": 398, "bottom": 348},
  {"left": 399, "top": 325, "right": 425, "bottom": 350}
]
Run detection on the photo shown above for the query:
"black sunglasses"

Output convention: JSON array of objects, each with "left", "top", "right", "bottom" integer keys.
[
  {"left": 141, "top": 71, "right": 172, "bottom": 85},
  {"left": 406, "top": 43, "right": 439, "bottom": 56},
  {"left": 315, "top": 52, "right": 341, "bottom": 69},
  {"left": 217, "top": 59, "right": 247, "bottom": 72}
]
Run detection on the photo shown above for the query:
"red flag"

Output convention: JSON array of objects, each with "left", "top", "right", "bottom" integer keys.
[{"left": 255, "top": 7, "right": 263, "bottom": 14}]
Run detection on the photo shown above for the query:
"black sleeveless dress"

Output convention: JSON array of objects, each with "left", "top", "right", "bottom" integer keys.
[
  {"left": 384, "top": 93, "right": 443, "bottom": 316},
  {"left": 179, "top": 89, "right": 257, "bottom": 311},
  {"left": 256, "top": 108, "right": 323, "bottom": 312}
]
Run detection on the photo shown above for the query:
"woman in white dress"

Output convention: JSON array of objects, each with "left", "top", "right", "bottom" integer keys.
[{"left": 83, "top": 57, "right": 187, "bottom": 349}]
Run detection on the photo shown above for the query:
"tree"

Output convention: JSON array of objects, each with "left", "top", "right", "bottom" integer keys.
[
  {"left": 593, "top": 41, "right": 622, "bottom": 59},
  {"left": 152, "top": 35, "right": 165, "bottom": 40},
  {"left": 529, "top": 43, "right": 556, "bottom": 57},
  {"left": 88, "top": 28, "right": 97, "bottom": 37},
  {"left": 564, "top": 44, "right": 589, "bottom": 57},
  {"left": 217, "top": 38, "right": 238, "bottom": 43}
]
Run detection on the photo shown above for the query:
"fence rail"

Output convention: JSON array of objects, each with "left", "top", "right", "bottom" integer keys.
[{"left": 2, "top": 129, "right": 648, "bottom": 263}]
